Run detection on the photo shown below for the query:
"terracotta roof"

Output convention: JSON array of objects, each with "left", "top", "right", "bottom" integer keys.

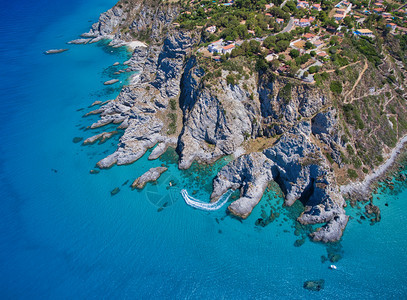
[
  {"left": 304, "top": 33, "right": 315, "bottom": 39},
  {"left": 211, "top": 39, "right": 223, "bottom": 44},
  {"left": 223, "top": 44, "right": 235, "bottom": 50}
]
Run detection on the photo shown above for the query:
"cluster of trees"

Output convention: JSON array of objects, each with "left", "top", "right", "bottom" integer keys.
[
  {"left": 263, "top": 32, "right": 292, "bottom": 52},
  {"left": 230, "top": 40, "right": 262, "bottom": 58}
]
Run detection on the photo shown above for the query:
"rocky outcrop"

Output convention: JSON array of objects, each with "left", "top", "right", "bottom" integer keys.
[
  {"left": 82, "top": 30, "right": 198, "bottom": 169},
  {"left": 177, "top": 69, "right": 260, "bottom": 169},
  {"left": 211, "top": 122, "right": 348, "bottom": 242},
  {"left": 83, "top": 131, "right": 118, "bottom": 145},
  {"left": 104, "top": 79, "right": 119, "bottom": 85},
  {"left": 68, "top": 38, "right": 91, "bottom": 44},
  {"left": 148, "top": 138, "right": 178, "bottom": 160},
  {"left": 131, "top": 167, "right": 168, "bottom": 189},
  {"left": 311, "top": 108, "right": 343, "bottom": 166},
  {"left": 82, "top": 6, "right": 124, "bottom": 39},
  {"left": 211, "top": 152, "right": 274, "bottom": 218},
  {"left": 82, "top": 0, "right": 179, "bottom": 46},
  {"left": 258, "top": 78, "right": 328, "bottom": 137}
]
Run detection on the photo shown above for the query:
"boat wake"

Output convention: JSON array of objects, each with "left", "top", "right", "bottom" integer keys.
[{"left": 181, "top": 189, "right": 234, "bottom": 211}]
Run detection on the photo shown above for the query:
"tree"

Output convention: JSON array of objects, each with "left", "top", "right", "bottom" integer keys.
[
  {"left": 308, "top": 65, "right": 320, "bottom": 73},
  {"left": 275, "top": 40, "right": 290, "bottom": 52},
  {"left": 289, "top": 49, "right": 300, "bottom": 58},
  {"left": 255, "top": 26, "right": 263, "bottom": 37},
  {"left": 305, "top": 41, "right": 314, "bottom": 50},
  {"left": 263, "top": 35, "right": 276, "bottom": 49}
]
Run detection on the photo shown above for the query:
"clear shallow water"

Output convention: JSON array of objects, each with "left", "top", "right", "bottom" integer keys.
[{"left": 1, "top": 1, "right": 407, "bottom": 298}]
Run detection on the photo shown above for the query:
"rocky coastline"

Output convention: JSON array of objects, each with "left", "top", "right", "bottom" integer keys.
[
  {"left": 341, "top": 134, "right": 407, "bottom": 202},
  {"left": 74, "top": 0, "right": 407, "bottom": 243}
]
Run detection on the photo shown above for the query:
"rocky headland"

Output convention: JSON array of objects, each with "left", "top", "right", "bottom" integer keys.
[{"left": 76, "top": 0, "right": 407, "bottom": 243}]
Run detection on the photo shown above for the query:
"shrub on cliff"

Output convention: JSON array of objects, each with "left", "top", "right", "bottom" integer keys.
[{"left": 226, "top": 74, "right": 236, "bottom": 85}]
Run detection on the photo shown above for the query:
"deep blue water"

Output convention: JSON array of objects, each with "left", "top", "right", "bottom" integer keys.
[{"left": 1, "top": 0, "right": 407, "bottom": 298}]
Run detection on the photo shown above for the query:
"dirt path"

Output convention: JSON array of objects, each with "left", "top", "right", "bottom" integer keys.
[
  {"left": 344, "top": 60, "right": 368, "bottom": 104},
  {"left": 323, "top": 60, "right": 361, "bottom": 74}
]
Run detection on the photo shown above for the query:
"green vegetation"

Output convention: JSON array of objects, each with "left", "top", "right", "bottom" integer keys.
[
  {"left": 352, "top": 37, "right": 383, "bottom": 66},
  {"left": 226, "top": 74, "right": 236, "bottom": 85},
  {"left": 343, "top": 104, "right": 364, "bottom": 130},
  {"left": 277, "top": 82, "right": 292, "bottom": 104},
  {"left": 169, "top": 99, "right": 177, "bottom": 110},
  {"left": 347, "top": 168, "right": 358, "bottom": 179},
  {"left": 167, "top": 113, "right": 177, "bottom": 135},
  {"left": 330, "top": 81, "right": 342, "bottom": 94}
]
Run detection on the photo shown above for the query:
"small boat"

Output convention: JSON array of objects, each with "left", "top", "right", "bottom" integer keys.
[{"left": 329, "top": 265, "right": 337, "bottom": 270}]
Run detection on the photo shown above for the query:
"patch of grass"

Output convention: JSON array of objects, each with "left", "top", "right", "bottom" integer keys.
[
  {"left": 169, "top": 99, "right": 177, "bottom": 110},
  {"left": 347, "top": 168, "right": 358, "bottom": 179},
  {"left": 167, "top": 113, "right": 177, "bottom": 135}
]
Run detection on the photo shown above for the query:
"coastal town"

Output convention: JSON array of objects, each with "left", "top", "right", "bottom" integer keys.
[{"left": 175, "top": 0, "right": 407, "bottom": 83}]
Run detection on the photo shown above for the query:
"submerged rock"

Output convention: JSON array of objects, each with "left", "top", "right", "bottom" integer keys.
[
  {"left": 294, "top": 238, "right": 306, "bottom": 247},
  {"left": 90, "top": 169, "right": 100, "bottom": 174},
  {"left": 365, "top": 203, "right": 381, "bottom": 223},
  {"left": 131, "top": 167, "right": 168, "bottom": 189},
  {"left": 72, "top": 137, "right": 83, "bottom": 143},
  {"left": 303, "top": 279, "right": 325, "bottom": 291},
  {"left": 111, "top": 187, "right": 120, "bottom": 196}
]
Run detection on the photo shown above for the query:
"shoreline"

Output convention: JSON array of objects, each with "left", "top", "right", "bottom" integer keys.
[{"left": 340, "top": 134, "right": 407, "bottom": 200}]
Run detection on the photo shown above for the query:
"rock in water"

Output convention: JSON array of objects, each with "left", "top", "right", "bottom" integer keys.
[
  {"left": 303, "top": 279, "right": 325, "bottom": 291},
  {"left": 104, "top": 79, "right": 119, "bottom": 85},
  {"left": 68, "top": 38, "right": 91, "bottom": 44},
  {"left": 44, "top": 49, "right": 68, "bottom": 54},
  {"left": 89, "top": 100, "right": 102, "bottom": 107},
  {"left": 113, "top": 62, "right": 120, "bottom": 66},
  {"left": 131, "top": 167, "right": 168, "bottom": 189},
  {"left": 83, "top": 131, "right": 118, "bottom": 145},
  {"left": 90, "top": 169, "right": 100, "bottom": 174},
  {"left": 111, "top": 187, "right": 120, "bottom": 196}
]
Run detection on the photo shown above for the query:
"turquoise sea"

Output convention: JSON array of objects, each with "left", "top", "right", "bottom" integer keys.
[{"left": 1, "top": 0, "right": 407, "bottom": 298}]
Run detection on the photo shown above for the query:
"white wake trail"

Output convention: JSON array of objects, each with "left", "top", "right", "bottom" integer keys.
[{"left": 181, "top": 189, "right": 234, "bottom": 211}]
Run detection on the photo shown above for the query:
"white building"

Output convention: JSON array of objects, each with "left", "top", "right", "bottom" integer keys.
[
  {"left": 206, "top": 26, "right": 217, "bottom": 34},
  {"left": 208, "top": 39, "right": 224, "bottom": 53}
]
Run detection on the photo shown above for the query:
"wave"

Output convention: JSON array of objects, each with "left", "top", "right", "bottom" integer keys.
[{"left": 181, "top": 189, "right": 234, "bottom": 211}]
